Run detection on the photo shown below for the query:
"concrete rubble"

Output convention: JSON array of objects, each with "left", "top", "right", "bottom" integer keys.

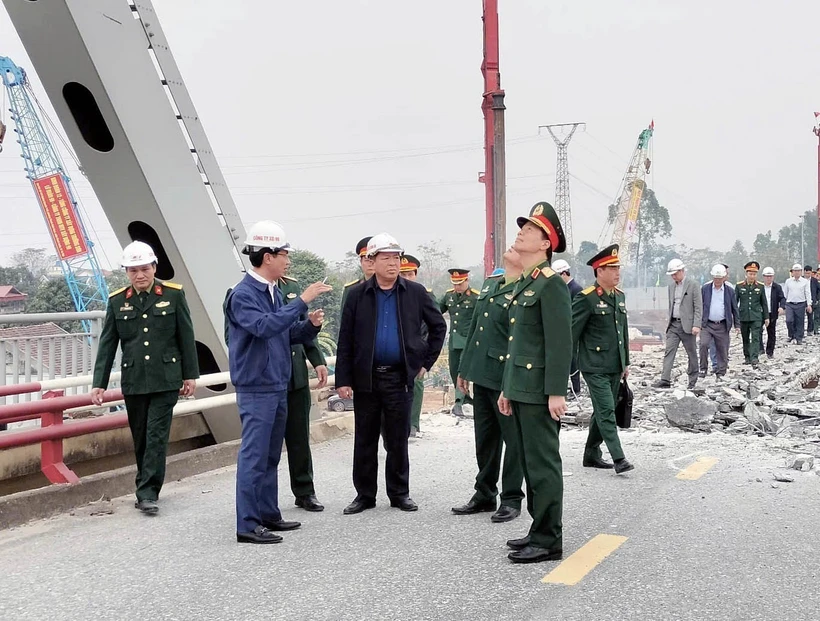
[{"left": 562, "top": 322, "right": 820, "bottom": 470}]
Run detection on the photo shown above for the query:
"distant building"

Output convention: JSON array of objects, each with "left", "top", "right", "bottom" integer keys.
[{"left": 0, "top": 286, "right": 27, "bottom": 314}]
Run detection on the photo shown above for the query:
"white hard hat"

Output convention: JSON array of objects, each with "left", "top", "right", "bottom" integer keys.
[
  {"left": 709, "top": 264, "right": 727, "bottom": 278},
  {"left": 762, "top": 266, "right": 775, "bottom": 276},
  {"left": 552, "top": 259, "right": 571, "bottom": 274},
  {"left": 121, "top": 241, "right": 158, "bottom": 267},
  {"left": 366, "top": 232, "right": 403, "bottom": 257},
  {"left": 791, "top": 263, "right": 803, "bottom": 271},
  {"left": 242, "top": 220, "right": 290, "bottom": 254},
  {"left": 666, "top": 258, "right": 685, "bottom": 275}
]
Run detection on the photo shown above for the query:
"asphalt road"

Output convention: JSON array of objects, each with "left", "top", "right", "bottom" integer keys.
[{"left": 2, "top": 417, "right": 818, "bottom": 621}]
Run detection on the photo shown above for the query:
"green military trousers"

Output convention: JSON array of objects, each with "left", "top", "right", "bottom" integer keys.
[
  {"left": 583, "top": 372, "right": 625, "bottom": 462},
  {"left": 449, "top": 348, "right": 471, "bottom": 406},
  {"left": 123, "top": 390, "right": 180, "bottom": 502},
  {"left": 471, "top": 384, "right": 524, "bottom": 509},
  {"left": 740, "top": 320, "right": 762, "bottom": 364},
  {"left": 410, "top": 376, "right": 424, "bottom": 431},
  {"left": 285, "top": 385, "right": 316, "bottom": 498},
  {"left": 511, "top": 400, "right": 563, "bottom": 550}
]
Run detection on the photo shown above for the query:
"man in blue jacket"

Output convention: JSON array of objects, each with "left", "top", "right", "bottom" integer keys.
[{"left": 225, "top": 221, "right": 331, "bottom": 544}]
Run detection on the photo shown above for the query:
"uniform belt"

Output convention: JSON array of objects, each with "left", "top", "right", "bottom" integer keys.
[
  {"left": 708, "top": 319, "right": 725, "bottom": 324},
  {"left": 374, "top": 365, "right": 402, "bottom": 373},
  {"left": 671, "top": 317, "right": 681, "bottom": 321}
]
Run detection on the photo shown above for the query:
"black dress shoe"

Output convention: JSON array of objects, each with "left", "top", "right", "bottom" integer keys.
[
  {"left": 614, "top": 458, "right": 634, "bottom": 474},
  {"left": 451, "top": 499, "right": 497, "bottom": 515},
  {"left": 236, "top": 525, "right": 283, "bottom": 544},
  {"left": 583, "top": 457, "right": 614, "bottom": 469},
  {"left": 134, "top": 499, "right": 159, "bottom": 515},
  {"left": 652, "top": 380, "right": 671, "bottom": 388},
  {"left": 698, "top": 372, "right": 706, "bottom": 379},
  {"left": 390, "top": 497, "right": 418, "bottom": 512},
  {"left": 295, "top": 495, "right": 325, "bottom": 512},
  {"left": 343, "top": 499, "right": 376, "bottom": 515},
  {"left": 491, "top": 506, "right": 520, "bottom": 523},
  {"left": 508, "top": 545, "right": 563, "bottom": 564},
  {"left": 506, "top": 535, "right": 530, "bottom": 550},
  {"left": 261, "top": 519, "right": 301, "bottom": 531}
]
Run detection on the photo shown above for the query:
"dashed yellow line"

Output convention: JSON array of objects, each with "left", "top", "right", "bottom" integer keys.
[
  {"left": 542, "top": 534, "right": 628, "bottom": 586},
  {"left": 676, "top": 456, "right": 719, "bottom": 480}
]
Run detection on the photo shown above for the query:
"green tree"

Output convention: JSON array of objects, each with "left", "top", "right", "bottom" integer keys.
[
  {"left": 105, "top": 270, "right": 130, "bottom": 291},
  {"left": 26, "top": 278, "right": 81, "bottom": 331},
  {"left": 287, "top": 249, "right": 342, "bottom": 349},
  {"left": 11, "top": 247, "right": 55, "bottom": 279},
  {"left": 417, "top": 239, "right": 454, "bottom": 295},
  {"left": 0, "top": 265, "right": 37, "bottom": 293}
]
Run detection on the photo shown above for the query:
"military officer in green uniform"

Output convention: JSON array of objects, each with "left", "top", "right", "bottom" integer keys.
[
  {"left": 399, "top": 254, "right": 436, "bottom": 435},
  {"left": 92, "top": 241, "right": 199, "bottom": 515},
  {"left": 498, "top": 202, "right": 572, "bottom": 564},
  {"left": 439, "top": 269, "right": 479, "bottom": 417},
  {"left": 340, "top": 236, "right": 374, "bottom": 313},
  {"left": 279, "top": 272, "right": 329, "bottom": 512},
  {"left": 453, "top": 247, "right": 525, "bottom": 523},
  {"left": 735, "top": 261, "right": 768, "bottom": 367},
  {"left": 571, "top": 244, "right": 633, "bottom": 474}
]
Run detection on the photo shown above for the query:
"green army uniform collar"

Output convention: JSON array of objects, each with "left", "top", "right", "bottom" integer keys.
[{"left": 511, "top": 259, "right": 554, "bottom": 301}]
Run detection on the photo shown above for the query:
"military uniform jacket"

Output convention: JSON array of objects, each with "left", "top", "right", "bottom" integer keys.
[
  {"left": 279, "top": 276, "right": 327, "bottom": 391},
  {"left": 340, "top": 276, "right": 366, "bottom": 314},
  {"left": 735, "top": 280, "right": 767, "bottom": 322},
  {"left": 439, "top": 287, "right": 480, "bottom": 350},
  {"left": 571, "top": 282, "right": 630, "bottom": 374},
  {"left": 500, "top": 261, "right": 573, "bottom": 405},
  {"left": 93, "top": 279, "right": 199, "bottom": 395},
  {"left": 458, "top": 274, "right": 510, "bottom": 391}
]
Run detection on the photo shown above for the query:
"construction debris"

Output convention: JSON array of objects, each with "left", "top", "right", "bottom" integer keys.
[{"left": 786, "top": 454, "right": 815, "bottom": 471}]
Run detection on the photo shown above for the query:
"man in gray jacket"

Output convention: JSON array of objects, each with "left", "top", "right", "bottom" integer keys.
[{"left": 654, "top": 258, "right": 703, "bottom": 389}]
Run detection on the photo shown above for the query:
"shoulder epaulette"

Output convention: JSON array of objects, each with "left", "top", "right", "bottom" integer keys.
[
  {"left": 737, "top": 281, "right": 745, "bottom": 286},
  {"left": 487, "top": 272, "right": 504, "bottom": 279},
  {"left": 470, "top": 288, "right": 480, "bottom": 294},
  {"left": 281, "top": 275, "right": 298, "bottom": 282},
  {"left": 581, "top": 286, "right": 596, "bottom": 295},
  {"left": 344, "top": 279, "right": 360, "bottom": 287},
  {"left": 540, "top": 266, "right": 555, "bottom": 278},
  {"left": 162, "top": 281, "right": 183, "bottom": 290},
  {"left": 615, "top": 286, "right": 624, "bottom": 293},
  {"left": 427, "top": 288, "right": 433, "bottom": 293},
  {"left": 446, "top": 288, "right": 454, "bottom": 293},
  {"left": 109, "top": 286, "right": 127, "bottom": 298}
]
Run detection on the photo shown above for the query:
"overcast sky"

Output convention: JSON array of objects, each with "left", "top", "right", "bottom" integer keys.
[{"left": 1, "top": 0, "right": 819, "bottom": 270}]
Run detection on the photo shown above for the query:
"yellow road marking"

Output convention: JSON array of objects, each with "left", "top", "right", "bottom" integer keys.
[
  {"left": 676, "top": 456, "right": 719, "bottom": 480},
  {"left": 541, "top": 534, "right": 628, "bottom": 585}
]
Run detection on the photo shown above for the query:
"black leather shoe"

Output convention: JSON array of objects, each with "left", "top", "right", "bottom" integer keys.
[
  {"left": 295, "top": 495, "right": 325, "bottom": 512},
  {"left": 652, "top": 380, "right": 671, "bottom": 388},
  {"left": 614, "top": 458, "right": 634, "bottom": 474},
  {"left": 491, "top": 506, "right": 520, "bottom": 523},
  {"left": 583, "top": 457, "right": 614, "bottom": 469},
  {"left": 390, "top": 497, "right": 418, "bottom": 512},
  {"left": 343, "top": 499, "right": 376, "bottom": 515},
  {"left": 237, "top": 525, "right": 283, "bottom": 544},
  {"left": 451, "top": 499, "right": 497, "bottom": 515},
  {"left": 506, "top": 535, "right": 530, "bottom": 550},
  {"left": 508, "top": 545, "right": 563, "bottom": 563},
  {"left": 134, "top": 499, "right": 159, "bottom": 515},
  {"left": 261, "top": 519, "right": 301, "bottom": 531}
]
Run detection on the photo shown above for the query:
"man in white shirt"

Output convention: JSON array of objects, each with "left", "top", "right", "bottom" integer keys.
[
  {"left": 782, "top": 264, "right": 812, "bottom": 345},
  {"left": 699, "top": 264, "right": 739, "bottom": 379}
]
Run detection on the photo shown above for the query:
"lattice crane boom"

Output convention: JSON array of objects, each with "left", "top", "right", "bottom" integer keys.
[
  {"left": 599, "top": 121, "right": 654, "bottom": 263},
  {"left": 0, "top": 56, "right": 109, "bottom": 325}
]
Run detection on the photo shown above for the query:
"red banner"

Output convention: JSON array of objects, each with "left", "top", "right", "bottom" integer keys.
[{"left": 32, "top": 174, "right": 88, "bottom": 260}]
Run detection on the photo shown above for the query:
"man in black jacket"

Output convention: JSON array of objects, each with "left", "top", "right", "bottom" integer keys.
[
  {"left": 336, "top": 233, "right": 446, "bottom": 515},
  {"left": 760, "top": 266, "right": 786, "bottom": 358}
]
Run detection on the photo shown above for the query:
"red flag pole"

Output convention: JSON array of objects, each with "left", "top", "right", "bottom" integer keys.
[{"left": 815, "top": 115, "right": 820, "bottom": 264}]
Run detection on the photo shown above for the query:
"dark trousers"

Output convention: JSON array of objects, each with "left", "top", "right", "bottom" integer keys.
[
  {"left": 661, "top": 319, "right": 698, "bottom": 384},
  {"left": 448, "top": 348, "right": 471, "bottom": 405},
  {"left": 583, "top": 372, "right": 625, "bottom": 461},
  {"left": 123, "top": 390, "right": 179, "bottom": 502},
  {"left": 410, "top": 376, "right": 424, "bottom": 430},
  {"left": 470, "top": 384, "right": 524, "bottom": 510},
  {"left": 814, "top": 306, "right": 820, "bottom": 334},
  {"left": 569, "top": 357, "right": 581, "bottom": 395},
  {"left": 285, "top": 386, "right": 315, "bottom": 498},
  {"left": 740, "top": 321, "right": 762, "bottom": 363},
  {"left": 512, "top": 401, "right": 562, "bottom": 550},
  {"left": 760, "top": 316, "right": 777, "bottom": 356},
  {"left": 809, "top": 306, "right": 816, "bottom": 334},
  {"left": 235, "top": 390, "right": 288, "bottom": 533},
  {"left": 700, "top": 321, "right": 730, "bottom": 376},
  {"left": 786, "top": 302, "right": 807, "bottom": 341},
  {"left": 352, "top": 368, "right": 413, "bottom": 502}
]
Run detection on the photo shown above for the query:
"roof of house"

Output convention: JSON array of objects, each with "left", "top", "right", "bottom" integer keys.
[
  {"left": 0, "top": 322, "right": 92, "bottom": 376},
  {"left": 0, "top": 286, "right": 27, "bottom": 301}
]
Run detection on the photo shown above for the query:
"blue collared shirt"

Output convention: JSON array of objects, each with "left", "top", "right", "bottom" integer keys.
[
  {"left": 709, "top": 284, "right": 726, "bottom": 322},
  {"left": 374, "top": 283, "right": 402, "bottom": 365}
]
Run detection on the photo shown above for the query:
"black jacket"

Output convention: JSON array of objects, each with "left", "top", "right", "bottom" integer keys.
[
  {"left": 336, "top": 275, "right": 446, "bottom": 392},
  {"left": 810, "top": 278, "right": 820, "bottom": 306},
  {"left": 767, "top": 282, "right": 786, "bottom": 319},
  {"left": 567, "top": 277, "right": 583, "bottom": 298}
]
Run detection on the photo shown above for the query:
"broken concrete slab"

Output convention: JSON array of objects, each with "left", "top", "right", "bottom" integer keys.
[
  {"left": 786, "top": 454, "right": 814, "bottom": 471},
  {"left": 664, "top": 396, "right": 716, "bottom": 432}
]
